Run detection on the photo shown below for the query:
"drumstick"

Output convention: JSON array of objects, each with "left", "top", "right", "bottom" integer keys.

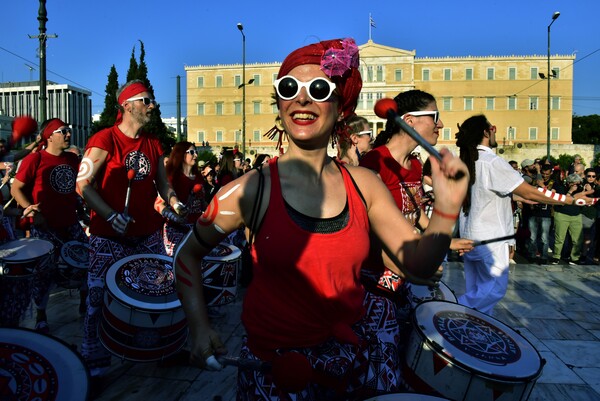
[
  {"left": 472, "top": 234, "right": 516, "bottom": 247},
  {"left": 123, "top": 169, "right": 136, "bottom": 214},
  {"left": 374, "top": 98, "right": 464, "bottom": 180},
  {"left": 213, "top": 355, "right": 271, "bottom": 371}
]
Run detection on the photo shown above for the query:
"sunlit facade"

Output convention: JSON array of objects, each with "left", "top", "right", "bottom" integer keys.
[{"left": 185, "top": 40, "right": 575, "bottom": 152}]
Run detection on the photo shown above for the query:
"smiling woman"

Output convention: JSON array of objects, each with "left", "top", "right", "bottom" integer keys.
[{"left": 174, "top": 38, "right": 469, "bottom": 400}]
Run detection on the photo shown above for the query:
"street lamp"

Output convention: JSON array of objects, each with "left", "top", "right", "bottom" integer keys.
[
  {"left": 542, "top": 11, "right": 560, "bottom": 159},
  {"left": 237, "top": 22, "right": 247, "bottom": 159}
]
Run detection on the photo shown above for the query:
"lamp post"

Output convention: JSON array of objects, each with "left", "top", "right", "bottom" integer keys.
[
  {"left": 545, "top": 11, "right": 560, "bottom": 159},
  {"left": 237, "top": 23, "right": 247, "bottom": 159}
]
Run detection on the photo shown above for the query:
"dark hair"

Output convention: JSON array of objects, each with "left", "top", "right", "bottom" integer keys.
[
  {"left": 541, "top": 163, "right": 554, "bottom": 173},
  {"left": 219, "top": 149, "right": 238, "bottom": 179},
  {"left": 585, "top": 168, "right": 596, "bottom": 176},
  {"left": 372, "top": 90, "right": 436, "bottom": 148},
  {"left": 252, "top": 154, "right": 270, "bottom": 169},
  {"left": 455, "top": 114, "right": 490, "bottom": 215},
  {"left": 166, "top": 141, "right": 198, "bottom": 179}
]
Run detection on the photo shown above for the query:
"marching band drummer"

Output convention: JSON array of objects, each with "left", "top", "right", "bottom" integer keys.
[
  {"left": 155, "top": 141, "right": 207, "bottom": 256},
  {"left": 76, "top": 80, "right": 185, "bottom": 380},
  {"left": 175, "top": 38, "right": 469, "bottom": 399},
  {"left": 10, "top": 118, "right": 85, "bottom": 333}
]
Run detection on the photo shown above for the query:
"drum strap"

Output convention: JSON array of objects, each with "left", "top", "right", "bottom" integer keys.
[
  {"left": 248, "top": 165, "right": 265, "bottom": 247},
  {"left": 360, "top": 276, "right": 404, "bottom": 303}
]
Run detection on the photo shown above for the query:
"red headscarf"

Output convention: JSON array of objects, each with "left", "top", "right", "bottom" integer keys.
[
  {"left": 266, "top": 38, "right": 363, "bottom": 148},
  {"left": 115, "top": 82, "right": 150, "bottom": 125},
  {"left": 39, "top": 118, "right": 67, "bottom": 150},
  {"left": 278, "top": 38, "right": 362, "bottom": 119}
]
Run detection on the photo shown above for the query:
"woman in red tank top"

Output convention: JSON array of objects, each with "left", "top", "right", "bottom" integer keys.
[{"left": 175, "top": 38, "right": 469, "bottom": 400}]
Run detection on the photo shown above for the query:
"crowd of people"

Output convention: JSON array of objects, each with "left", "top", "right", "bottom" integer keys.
[
  {"left": 0, "top": 37, "right": 597, "bottom": 401},
  {"left": 510, "top": 155, "right": 600, "bottom": 266}
]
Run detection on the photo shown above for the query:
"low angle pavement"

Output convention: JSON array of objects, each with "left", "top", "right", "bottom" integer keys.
[{"left": 11, "top": 256, "right": 600, "bottom": 401}]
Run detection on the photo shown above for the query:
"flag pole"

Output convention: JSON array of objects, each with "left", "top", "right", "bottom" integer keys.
[{"left": 369, "top": 13, "right": 372, "bottom": 41}]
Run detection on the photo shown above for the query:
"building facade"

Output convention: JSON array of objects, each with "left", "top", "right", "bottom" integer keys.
[
  {"left": 0, "top": 81, "right": 92, "bottom": 148},
  {"left": 185, "top": 40, "right": 575, "bottom": 155}
]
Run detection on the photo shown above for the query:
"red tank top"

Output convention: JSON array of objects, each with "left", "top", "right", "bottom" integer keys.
[{"left": 242, "top": 158, "right": 369, "bottom": 360}]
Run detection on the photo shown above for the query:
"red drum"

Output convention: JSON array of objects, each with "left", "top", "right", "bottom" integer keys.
[
  {"left": 0, "top": 238, "right": 54, "bottom": 277},
  {"left": 363, "top": 394, "right": 450, "bottom": 400},
  {"left": 201, "top": 243, "right": 241, "bottom": 306},
  {"left": 405, "top": 280, "right": 457, "bottom": 309},
  {"left": 0, "top": 327, "right": 89, "bottom": 400},
  {"left": 56, "top": 241, "right": 90, "bottom": 289},
  {"left": 404, "top": 301, "right": 544, "bottom": 401},
  {"left": 0, "top": 239, "right": 54, "bottom": 327},
  {"left": 99, "top": 254, "right": 188, "bottom": 362}
]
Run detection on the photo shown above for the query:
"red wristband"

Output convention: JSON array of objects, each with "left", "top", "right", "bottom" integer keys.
[{"left": 432, "top": 208, "right": 459, "bottom": 220}]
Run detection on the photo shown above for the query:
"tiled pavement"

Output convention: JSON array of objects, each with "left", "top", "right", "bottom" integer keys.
[{"left": 9, "top": 257, "right": 600, "bottom": 401}]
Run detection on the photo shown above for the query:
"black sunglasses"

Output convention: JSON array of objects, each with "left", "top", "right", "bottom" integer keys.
[
  {"left": 185, "top": 149, "right": 197, "bottom": 156},
  {"left": 273, "top": 75, "right": 337, "bottom": 102}
]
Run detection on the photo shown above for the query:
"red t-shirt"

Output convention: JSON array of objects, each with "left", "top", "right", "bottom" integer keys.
[
  {"left": 170, "top": 171, "right": 206, "bottom": 223},
  {"left": 86, "top": 126, "right": 164, "bottom": 237},
  {"left": 242, "top": 158, "right": 369, "bottom": 360},
  {"left": 360, "top": 146, "right": 425, "bottom": 288},
  {"left": 16, "top": 150, "right": 80, "bottom": 229},
  {"left": 360, "top": 146, "right": 425, "bottom": 221}
]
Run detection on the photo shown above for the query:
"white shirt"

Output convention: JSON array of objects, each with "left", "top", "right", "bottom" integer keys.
[{"left": 459, "top": 145, "right": 523, "bottom": 245}]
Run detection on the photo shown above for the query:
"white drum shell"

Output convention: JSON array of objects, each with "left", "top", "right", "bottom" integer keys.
[
  {"left": 404, "top": 301, "right": 543, "bottom": 401},
  {"left": 101, "top": 254, "right": 187, "bottom": 361},
  {"left": 201, "top": 243, "right": 241, "bottom": 306},
  {"left": 0, "top": 327, "right": 89, "bottom": 401},
  {"left": 406, "top": 280, "right": 457, "bottom": 308}
]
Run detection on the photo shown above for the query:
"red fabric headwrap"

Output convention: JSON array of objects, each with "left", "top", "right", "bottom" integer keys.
[
  {"left": 278, "top": 38, "right": 362, "bottom": 119},
  {"left": 115, "top": 82, "right": 150, "bottom": 125},
  {"left": 40, "top": 118, "right": 67, "bottom": 150}
]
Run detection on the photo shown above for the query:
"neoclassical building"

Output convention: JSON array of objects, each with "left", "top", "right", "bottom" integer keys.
[{"left": 185, "top": 40, "right": 575, "bottom": 155}]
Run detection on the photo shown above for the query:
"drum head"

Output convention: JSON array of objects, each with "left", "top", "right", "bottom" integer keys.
[
  {"left": 106, "top": 254, "right": 180, "bottom": 311},
  {"left": 0, "top": 238, "right": 54, "bottom": 263},
  {"left": 60, "top": 241, "right": 90, "bottom": 269},
  {"left": 203, "top": 243, "right": 241, "bottom": 262},
  {"left": 0, "top": 327, "right": 89, "bottom": 401},
  {"left": 413, "top": 301, "right": 543, "bottom": 381}
]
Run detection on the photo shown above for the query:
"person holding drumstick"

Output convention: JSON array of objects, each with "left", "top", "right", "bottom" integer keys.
[
  {"left": 175, "top": 38, "right": 469, "bottom": 399},
  {"left": 359, "top": 90, "right": 473, "bottom": 326},
  {"left": 456, "top": 114, "right": 595, "bottom": 316},
  {"left": 11, "top": 118, "right": 86, "bottom": 333},
  {"left": 77, "top": 80, "right": 185, "bottom": 379},
  {"left": 156, "top": 141, "right": 207, "bottom": 256}
]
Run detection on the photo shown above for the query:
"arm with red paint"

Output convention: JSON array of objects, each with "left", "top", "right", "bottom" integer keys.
[
  {"left": 77, "top": 147, "right": 114, "bottom": 220},
  {"left": 175, "top": 171, "right": 263, "bottom": 369},
  {"left": 156, "top": 155, "right": 187, "bottom": 216}
]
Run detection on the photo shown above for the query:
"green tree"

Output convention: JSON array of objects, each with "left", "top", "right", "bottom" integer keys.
[
  {"left": 572, "top": 114, "right": 600, "bottom": 144},
  {"left": 128, "top": 40, "right": 176, "bottom": 153},
  {"left": 126, "top": 46, "right": 139, "bottom": 83},
  {"left": 92, "top": 65, "right": 119, "bottom": 134}
]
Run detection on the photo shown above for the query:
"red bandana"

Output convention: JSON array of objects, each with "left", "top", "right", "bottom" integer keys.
[
  {"left": 115, "top": 82, "right": 150, "bottom": 125},
  {"left": 40, "top": 118, "right": 67, "bottom": 149}
]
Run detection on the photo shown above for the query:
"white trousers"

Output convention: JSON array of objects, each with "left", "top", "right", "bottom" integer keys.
[{"left": 458, "top": 243, "right": 510, "bottom": 316}]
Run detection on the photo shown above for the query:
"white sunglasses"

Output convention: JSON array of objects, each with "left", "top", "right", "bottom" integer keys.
[
  {"left": 274, "top": 75, "right": 337, "bottom": 102},
  {"left": 400, "top": 110, "right": 440, "bottom": 124}
]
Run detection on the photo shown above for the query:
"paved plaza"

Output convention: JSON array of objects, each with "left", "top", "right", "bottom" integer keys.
[{"left": 10, "top": 257, "right": 600, "bottom": 401}]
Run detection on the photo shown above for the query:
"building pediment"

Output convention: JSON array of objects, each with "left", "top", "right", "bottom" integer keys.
[{"left": 359, "top": 40, "right": 415, "bottom": 58}]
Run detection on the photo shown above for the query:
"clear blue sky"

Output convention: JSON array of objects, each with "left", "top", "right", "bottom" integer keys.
[{"left": 1, "top": 1, "right": 599, "bottom": 119}]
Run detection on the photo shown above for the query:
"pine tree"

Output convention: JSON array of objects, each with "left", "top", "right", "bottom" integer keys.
[
  {"left": 126, "top": 46, "right": 139, "bottom": 82},
  {"left": 93, "top": 41, "right": 176, "bottom": 152},
  {"left": 92, "top": 65, "right": 119, "bottom": 134},
  {"left": 127, "top": 40, "right": 175, "bottom": 153}
]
